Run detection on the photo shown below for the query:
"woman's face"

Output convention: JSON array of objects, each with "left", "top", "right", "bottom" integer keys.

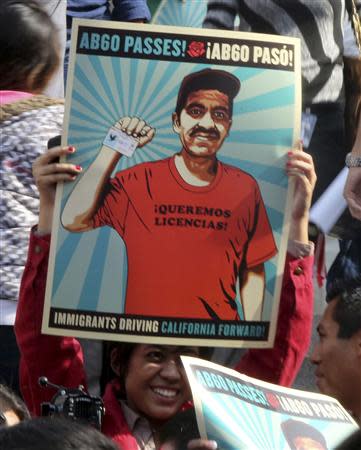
[{"left": 124, "top": 345, "right": 199, "bottom": 427}]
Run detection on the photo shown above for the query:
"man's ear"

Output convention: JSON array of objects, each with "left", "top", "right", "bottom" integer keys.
[
  {"left": 110, "top": 347, "right": 121, "bottom": 377},
  {"left": 172, "top": 112, "right": 180, "bottom": 134}
]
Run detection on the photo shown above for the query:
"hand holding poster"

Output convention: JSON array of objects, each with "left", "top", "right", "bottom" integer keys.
[
  {"left": 182, "top": 356, "right": 359, "bottom": 449},
  {"left": 42, "top": 21, "right": 301, "bottom": 347}
]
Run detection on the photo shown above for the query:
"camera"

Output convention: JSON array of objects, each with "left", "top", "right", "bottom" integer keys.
[{"left": 39, "top": 377, "right": 105, "bottom": 429}]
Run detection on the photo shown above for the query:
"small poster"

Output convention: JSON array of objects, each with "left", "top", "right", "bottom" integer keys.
[
  {"left": 42, "top": 20, "right": 301, "bottom": 346},
  {"left": 182, "top": 356, "right": 359, "bottom": 449}
]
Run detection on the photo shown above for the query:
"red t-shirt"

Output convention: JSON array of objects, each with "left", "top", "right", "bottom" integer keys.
[{"left": 93, "top": 156, "right": 277, "bottom": 319}]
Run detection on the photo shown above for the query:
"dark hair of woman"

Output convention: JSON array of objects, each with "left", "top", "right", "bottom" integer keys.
[{"left": 0, "top": 0, "right": 60, "bottom": 92}]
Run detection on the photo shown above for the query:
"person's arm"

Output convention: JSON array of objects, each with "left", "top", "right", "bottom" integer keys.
[
  {"left": 235, "top": 148, "right": 317, "bottom": 386},
  {"left": 111, "top": 0, "right": 151, "bottom": 22},
  {"left": 61, "top": 117, "right": 154, "bottom": 232},
  {"left": 344, "top": 115, "right": 361, "bottom": 220},
  {"left": 239, "top": 264, "right": 265, "bottom": 321},
  {"left": 14, "top": 145, "right": 86, "bottom": 416}
]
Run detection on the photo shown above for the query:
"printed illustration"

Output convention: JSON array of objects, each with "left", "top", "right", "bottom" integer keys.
[
  {"left": 182, "top": 357, "right": 359, "bottom": 449},
  {"left": 153, "top": 0, "right": 208, "bottom": 27},
  {"left": 281, "top": 419, "right": 329, "bottom": 450},
  {"left": 42, "top": 21, "right": 301, "bottom": 345},
  {"left": 61, "top": 68, "right": 277, "bottom": 321}
]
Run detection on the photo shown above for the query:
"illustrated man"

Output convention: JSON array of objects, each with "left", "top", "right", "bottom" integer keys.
[
  {"left": 281, "top": 419, "right": 328, "bottom": 450},
  {"left": 62, "top": 68, "right": 277, "bottom": 321},
  {"left": 311, "top": 281, "right": 361, "bottom": 424}
]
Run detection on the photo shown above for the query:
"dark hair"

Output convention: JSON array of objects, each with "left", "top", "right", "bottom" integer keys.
[
  {"left": 158, "top": 408, "right": 200, "bottom": 449},
  {"left": 0, "top": 417, "right": 118, "bottom": 450},
  {"left": 101, "top": 342, "right": 212, "bottom": 397},
  {"left": 335, "top": 428, "right": 361, "bottom": 450},
  {"left": 174, "top": 68, "right": 240, "bottom": 118},
  {"left": 0, "top": 384, "right": 30, "bottom": 423},
  {"left": 281, "top": 419, "right": 328, "bottom": 450},
  {"left": 0, "top": 0, "right": 60, "bottom": 92},
  {"left": 326, "top": 278, "right": 361, "bottom": 339}
]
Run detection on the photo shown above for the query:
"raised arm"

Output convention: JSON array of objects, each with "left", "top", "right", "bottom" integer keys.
[
  {"left": 239, "top": 264, "right": 265, "bottom": 321},
  {"left": 235, "top": 147, "right": 317, "bottom": 386},
  {"left": 61, "top": 117, "right": 154, "bottom": 232},
  {"left": 15, "top": 145, "right": 85, "bottom": 415},
  {"left": 344, "top": 115, "right": 361, "bottom": 220}
]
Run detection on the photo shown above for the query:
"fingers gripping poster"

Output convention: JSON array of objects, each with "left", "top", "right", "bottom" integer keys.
[{"left": 42, "top": 20, "right": 301, "bottom": 346}]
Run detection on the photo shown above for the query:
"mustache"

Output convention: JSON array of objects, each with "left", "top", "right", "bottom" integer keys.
[{"left": 189, "top": 125, "right": 220, "bottom": 139}]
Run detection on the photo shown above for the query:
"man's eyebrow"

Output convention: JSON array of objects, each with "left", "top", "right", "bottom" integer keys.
[
  {"left": 185, "top": 102, "right": 205, "bottom": 110},
  {"left": 212, "top": 106, "right": 229, "bottom": 112}
]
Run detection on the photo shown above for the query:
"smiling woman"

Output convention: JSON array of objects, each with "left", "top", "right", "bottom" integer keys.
[{"left": 111, "top": 345, "right": 199, "bottom": 428}]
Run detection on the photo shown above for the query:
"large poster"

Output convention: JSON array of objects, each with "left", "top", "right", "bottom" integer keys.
[
  {"left": 182, "top": 356, "right": 359, "bottom": 449},
  {"left": 42, "top": 20, "right": 301, "bottom": 346}
]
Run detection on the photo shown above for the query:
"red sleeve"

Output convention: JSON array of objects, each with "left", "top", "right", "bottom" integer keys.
[
  {"left": 92, "top": 176, "right": 129, "bottom": 235},
  {"left": 14, "top": 230, "right": 87, "bottom": 416},
  {"left": 246, "top": 183, "right": 277, "bottom": 268},
  {"left": 234, "top": 253, "right": 314, "bottom": 387}
]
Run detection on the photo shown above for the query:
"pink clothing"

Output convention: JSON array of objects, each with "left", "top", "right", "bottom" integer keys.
[
  {"left": 0, "top": 90, "right": 33, "bottom": 105},
  {"left": 15, "top": 230, "right": 314, "bottom": 448}
]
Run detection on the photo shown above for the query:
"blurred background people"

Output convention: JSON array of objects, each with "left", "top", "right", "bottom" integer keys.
[
  {"left": 0, "top": 0, "right": 64, "bottom": 394},
  {"left": 14, "top": 144, "right": 316, "bottom": 447},
  {"left": 0, "top": 417, "right": 118, "bottom": 450},
  {"left": 0, "top": 384, "right": 30, "bottom": 427},
  {"left": 42, "top": 0, "right": 66, "bottom": 98},
  {"left": 64, "top": 1, "right": 151, "bottom": 83},
  {"left": 311, "top": 280, "right": 361, "bottom": 424}
]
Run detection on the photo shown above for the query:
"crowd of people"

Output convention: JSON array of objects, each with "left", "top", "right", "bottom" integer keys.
[{"left": 1, "top": 1, "right": 360, "bottom": 449}]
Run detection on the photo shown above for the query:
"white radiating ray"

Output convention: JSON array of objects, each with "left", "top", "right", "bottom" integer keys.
[
  {"left": 97, "top": 230, "right": 127, "bottom": 312},
  {"left": 70, "top": 113, "right": 109, "bottom": 131},
  {"left": 243, "top": 403, "right": 273, "bottom": 449},
  {"left": 132, "top": 64, "right": 167, "bottom": 118},
  {"left": 235, "top": 105, "right": 294, "bottom": 130},
  {"left": 54, "top": 227, "right": 68, "bottom": 250},
  {"left": 155, "top": 0, "right": 207, "bottom": 27},
  {"left": 68, "top": 129, "right": 106, "bottom": 140},
  {"left": 220, "top": 142, "right": 285, "bottom": 166},
  {"left": 131, "top": 59, "right": 154, "bottom": 114},
  {"left": 228, "top": 400, "right": 270, "bottom": 449},
  {"left": 258, "top": 180, "right": 287, "bottom": 212},
  {"left": 143, "top": 63, "right": 205, "bottom": 120},
  {"left": 146, "top": 62, "right": 207, "bottom": 121},
  {"left": 155, "top": 137, "right": 179, "bottom": 148},
  {"left": 151, "top": 115, "right": 176, "bottom": 129},
  {"left": 141, "top": 61, "right": 181, "bottom": 119},
  {"left": 76, "top": 55, "right": 119, "bottom": 118},
  {"left": 199, "top": 393, "right": 258, "bottom": 449},
  {"left": 71, "top": 98, "right": 111, "bottom": 129},
  {"left": 120, "top": 60, "right": 131, "bottom": 114},
  {"left": 270, "top": 411, "right": 286, "bottom": 450},
  {"left": 53, "top": 230, "right": 101, "bottom": 309},
  {"left": 239, "top": 70, "right": 294, "bottom": 101},
  {"left": 262, "top": 288, "right": 275, "bottom": 319},
  {"left": 73, "top": 74, "right": 113, "bottom": 123},
  {"left": 100, "top": 57, "right": 123, "bottom": 115},
  {"left": 141, "top": 146, "right": 169, "bottom": 162}
]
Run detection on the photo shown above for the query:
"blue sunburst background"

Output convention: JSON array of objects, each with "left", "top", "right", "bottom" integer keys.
[
  {"left": 51, "top": 50, "right": 295, "bottom": 327},
  {"left": 153, "top": 0, "right": 208, "bottom": 28},
  {"left": 184, "top": 360, "right": 358, "bottom": 449}
]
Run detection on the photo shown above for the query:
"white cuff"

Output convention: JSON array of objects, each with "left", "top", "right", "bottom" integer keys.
[
  {"left": 287, "top": 240, "right": 314, "bottom": 258},
  {"left": 103, "top": 127, "right": 138, "bottom": 157}
]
